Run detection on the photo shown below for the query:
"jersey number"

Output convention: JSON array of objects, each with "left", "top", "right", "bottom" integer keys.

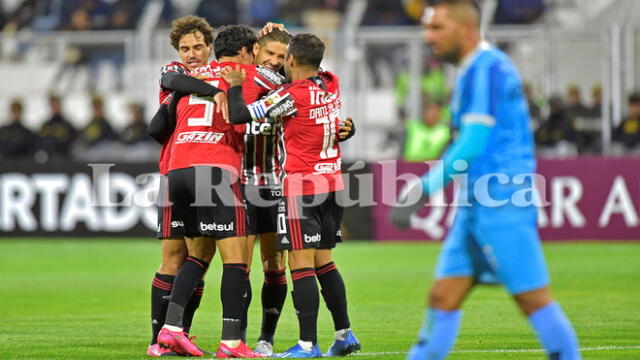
[
  {"left": 315, "top": 112, "right": 339, "bottom": 159},
  {"left": 187, "top": 80, "right": 219, "bottom": 126},
  {"left": 277, "top": 213, "right": 286, "bottom": 234}
]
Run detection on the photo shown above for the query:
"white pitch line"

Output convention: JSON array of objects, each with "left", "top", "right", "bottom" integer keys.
[{"left": 352, "top": 345, "right": 640, "bottom": 356}]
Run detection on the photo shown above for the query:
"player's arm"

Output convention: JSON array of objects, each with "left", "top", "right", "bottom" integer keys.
[
  {"left": 223, "top": 66, "right": 295, "bottom": 125},
  {"left": 148, "top": 102, "right": 170, "bottom": 144},
  {"left": 421, "top": 118, "right": 493, "bottom": 194},
  {"left": 390, "top": 64, "right": 496, "bottom": 229},
  {"left": 161, "top": 71, "right": 223, "bottom": 97}
]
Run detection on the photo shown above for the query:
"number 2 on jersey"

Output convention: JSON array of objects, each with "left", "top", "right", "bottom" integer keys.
[{"left": 187, "top": 80, "right": 219, "bottom": 127}]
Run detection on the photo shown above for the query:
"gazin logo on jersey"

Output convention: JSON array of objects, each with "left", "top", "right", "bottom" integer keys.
[
  {"left": 313, "top": 162, "right": 340, "bottom": 174},
  {"left": 176, "top": 131, "right": 224, "bottom": 144}
]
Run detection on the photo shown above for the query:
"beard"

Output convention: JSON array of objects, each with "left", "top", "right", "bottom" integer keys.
[{"left": 430, "top": 44, "right": 462, "bottom": 65}]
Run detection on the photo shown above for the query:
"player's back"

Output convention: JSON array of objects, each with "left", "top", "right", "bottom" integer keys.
[
  {"left": 277, "top": 71, "right": 343, "bottom": 196},
  {"left": 451, "top": 44, "right": 535, "bottom": 192}
]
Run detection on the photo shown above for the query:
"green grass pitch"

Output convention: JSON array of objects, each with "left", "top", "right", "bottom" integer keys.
[{"left": 0, "top": 239, "right": 639, "bottom": 359}]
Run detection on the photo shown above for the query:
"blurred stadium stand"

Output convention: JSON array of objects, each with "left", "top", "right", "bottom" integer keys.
[{"left": 0, "top": 0, "right": 639, "bottom": 163}]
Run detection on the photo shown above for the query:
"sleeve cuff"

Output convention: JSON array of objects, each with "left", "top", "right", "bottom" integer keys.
[{"left": 462, "top": 113, "right": 496, "bottom": 127}]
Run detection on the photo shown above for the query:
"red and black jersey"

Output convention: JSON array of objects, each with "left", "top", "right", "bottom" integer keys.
[
  {"left": 196, "top": 62, "right": 284, "bottom": 186},
  {"left": 157, "top": 61, "right": 188, "bottom": 175},
  {"left": 248, "top": 71, "right": 344, "bottom": 196},
  {"left": 166, "top": 62, "right": 282, "bottom": 176},
  {"left": 167, "top": 67, "right": 243, "bottom": 174}
]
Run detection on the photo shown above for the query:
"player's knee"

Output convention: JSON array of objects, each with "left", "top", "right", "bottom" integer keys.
[
  {"left": 429, "top": 285, "right": 461, "bottom": 310},
  {"left": 263, "top": 251, "right": 285, "bottom": 271}
]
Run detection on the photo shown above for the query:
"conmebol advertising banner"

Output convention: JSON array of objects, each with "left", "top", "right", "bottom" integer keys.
[
  {"left": 0, "top": 162, "right": 160, "bottom": 237},
  {"left": 373, "top": 157, "right": 640, "bottom": 241}
]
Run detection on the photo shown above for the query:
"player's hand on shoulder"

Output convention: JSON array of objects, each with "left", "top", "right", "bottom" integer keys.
[
  {"left": 221, "top": 65, "right": 246, "bottom": 87},
  {"left": 259, "top": 22, "right": 288, "bottom": 38},
  {"left": 339, "top": 117, "right": 356, "bottom": 142},
  {"left": 389, "top": 178, "right": 426, "bottom": 230}
]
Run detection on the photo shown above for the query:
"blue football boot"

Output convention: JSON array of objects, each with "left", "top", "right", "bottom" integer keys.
[
  {"left": 274, "top": 342, "right": 322, "bottom": 358},
  {"left": 324, "top": 330, "right": 361, "bottom": 357}
]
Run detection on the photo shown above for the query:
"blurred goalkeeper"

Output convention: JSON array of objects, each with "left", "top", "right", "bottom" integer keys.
[{"left": 389, "top": 1, "right": 581, "bottom": 359}]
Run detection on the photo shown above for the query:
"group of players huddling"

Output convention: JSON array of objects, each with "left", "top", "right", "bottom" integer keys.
[{"left": 146, "top": 15, "right": 359, "bottom": 359}]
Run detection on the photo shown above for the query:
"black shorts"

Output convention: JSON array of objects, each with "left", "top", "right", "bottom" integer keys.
[
  {"left": 156, "top": 174, "right": 185, "bottom": 239},
  {"left": 276, "top": 191, "right": 343, "bottom": 250},
  {"left": 168, "top": 166, "right": 247, "bottom": 239},
  {"left": 243, "top": 184, "right": 281, "bottom": 236}
]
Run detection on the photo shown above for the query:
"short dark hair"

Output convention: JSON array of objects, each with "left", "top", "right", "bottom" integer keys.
[
  {"left": 629, "top": 92, "right": 640, "bottom": 105},
  {"left": 430, "top": 0, "right": 481, "bottom": 17},
  {"left": 169, "top": 15, "right": 214, "bottom": 51},
  {"left": 258, "top": 29, "right": 292, "bottom": 47},
  {"left": 10, "top": 98, "right": 22, "bottom": 112},
  {"left": 288, "top": 33, "right": 325, "bottom": 68},
  {"left": 214, "top": 25, "right": 257, "bottom": 59}
]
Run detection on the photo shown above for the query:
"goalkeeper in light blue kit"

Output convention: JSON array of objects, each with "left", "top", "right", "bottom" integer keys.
[{"left": 389, "top": 1, "right": 581, "bottom": 359}]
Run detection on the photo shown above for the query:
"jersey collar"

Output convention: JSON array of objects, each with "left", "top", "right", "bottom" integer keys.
[{"left": 457, "top": 40, "right": 491, "bottom": 74}]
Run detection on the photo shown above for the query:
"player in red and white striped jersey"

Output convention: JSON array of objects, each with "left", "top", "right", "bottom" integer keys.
[{"left": 224, "top": 33, "right": 361, "bottom": 358}]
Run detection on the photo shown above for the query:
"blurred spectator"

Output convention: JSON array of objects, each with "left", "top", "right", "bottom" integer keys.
[
  {"left": 586, "top": 84, "right": 602, "bottom": 118},
  {"left": 31, "top": 0, "right": 64, "bottom": 31},
  {"left": 614, "top": 92, "right": 640, "bottom": 151},
  {"left": 565, "top": 84, "right": 589, "bottom": 120},
  {"left": 248, "top": 0, "right": 279, "bottom": 27},
  {"left": 575, "top": 84, "right": 603, "bottom": 153},
  {"left": 494, "top": 0, "right": 545, "bottom": 25},
  {"left": 3, "top": 0, "right": 37, "bottom": 31},
  {"left": 279, "top": 0, "right": 314, "bottom": 26},
  {"left": 523, "top": 83, "right": 542, "bottom": 129},
  {"left": 120, "top": 103, "right": 150, "bottom": 144},
  {"left": 0, "top": 98, "right": 39, "bottom": 160},
  {"left": 38, "top": 93, "right": 77, "bottom": 160},
  {"left": 59, "top": 0, "right": 111, "bottom": 31},
  {"left": 79, "top": 94, "right": 118, "bottom": 146},
  {"left": 362, "top": 0, "right": 413, "bottom": 26},
  {"left": 396, "top": 57, "right": 447, "bottom": 116},
  {"left": 196, "top": 0, "right": 238, "bottom": 27},
  {"left": 403, "top": 100, "right": 450, "bottom": 162},
  {"left": 108, "top": 0, "right": 146, "bottom": 30},
  {"left": 535, "top": 95, "right": 576, "bottom": 148}
]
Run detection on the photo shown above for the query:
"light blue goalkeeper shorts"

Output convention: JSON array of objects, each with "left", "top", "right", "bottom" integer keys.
[{"left": 434, "top": 202, "right": 549, "bottom": 295}]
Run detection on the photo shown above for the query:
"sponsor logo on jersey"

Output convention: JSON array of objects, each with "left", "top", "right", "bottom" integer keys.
[
  {"left": 246, "top": 121, "right": 279, "bottom": 136},
  {"left": 304, "top": 233, "right": 321, "bottom": 243},
  {"left": 200, "top": 222, "right": 234, "bottom": 232},
  {"left": 257, "top": 66, "right": 285, "bottom": 86},
  {"left": 176, "top": 131, "right": 224, "bottom": 144},
  {"left": 313, "top": 162, "right": 340, "bottom": 174},
  {"left": 171, "top": 220, "right": 184, "bottom": 228}
]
